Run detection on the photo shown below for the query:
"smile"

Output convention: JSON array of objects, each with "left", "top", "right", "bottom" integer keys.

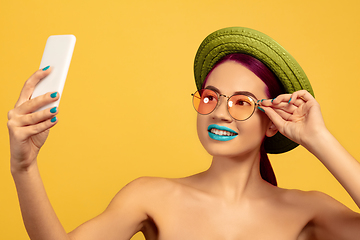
[{"left": 207, "top": 124, "right": 238, "bottom": 141}]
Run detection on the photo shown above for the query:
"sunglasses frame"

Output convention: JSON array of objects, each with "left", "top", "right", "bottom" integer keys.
[{"left": 191, "top": 89, "right": 260, "bottom": 121}]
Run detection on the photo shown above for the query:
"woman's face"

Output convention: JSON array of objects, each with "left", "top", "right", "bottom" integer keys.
[{"left": 197, "top": 61, "right": 274, "bottom": 159}]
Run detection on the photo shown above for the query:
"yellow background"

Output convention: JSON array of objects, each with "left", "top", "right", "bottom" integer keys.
[{"left": 1, "top": 0, "right": 360, "bottom": 239}]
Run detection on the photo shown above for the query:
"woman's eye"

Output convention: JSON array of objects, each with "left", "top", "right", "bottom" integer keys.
[
  {"left": 203, "top": 95, "right": 215, "bottom": 103},
  {"left": 236, "top": 100, "right": 250, "bottom": 106}
]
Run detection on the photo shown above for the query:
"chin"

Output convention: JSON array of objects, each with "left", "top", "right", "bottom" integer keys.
[{"left": 200, "top": 137, "right": 261, "bottom": 159}]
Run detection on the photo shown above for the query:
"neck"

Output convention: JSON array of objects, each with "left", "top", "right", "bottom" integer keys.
[{"left": 199, "top": 150, "right": 272, "bottom": 202}]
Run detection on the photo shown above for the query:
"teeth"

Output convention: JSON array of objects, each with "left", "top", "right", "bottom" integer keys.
[{"left": 210, "top": 128, "right": 236, "bottom": 136}]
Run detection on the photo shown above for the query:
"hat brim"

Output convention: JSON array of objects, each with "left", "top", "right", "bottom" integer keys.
[{"left": 194, "top": 27, "right": 314, "bottom": 154}]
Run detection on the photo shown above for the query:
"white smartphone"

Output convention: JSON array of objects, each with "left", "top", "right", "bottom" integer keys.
[{"left": 31, "top": 35, "right": 76, "bottom": 112}]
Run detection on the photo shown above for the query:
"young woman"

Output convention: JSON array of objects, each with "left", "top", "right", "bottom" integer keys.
[{"left": 8, "top": 27, "right": 360, "bottom": 240}]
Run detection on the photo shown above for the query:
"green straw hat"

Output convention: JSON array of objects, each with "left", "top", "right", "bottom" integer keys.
[{"left": 194, "top": 27, "right": 314, "bottom": 154}]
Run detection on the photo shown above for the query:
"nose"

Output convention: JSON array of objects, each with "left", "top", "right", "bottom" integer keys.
[{"left": 212, "top": 96, "right": 233, "bottom": 122}]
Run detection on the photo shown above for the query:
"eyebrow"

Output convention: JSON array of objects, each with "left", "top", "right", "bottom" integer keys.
[{"left": 204, "top": 85, "right": 259, "bottom": 100}]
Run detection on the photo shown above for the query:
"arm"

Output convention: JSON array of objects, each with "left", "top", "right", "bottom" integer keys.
[
  {"left": 304, "top": 128, "right": 360, "bottom": 207},
  {"left": 298, "top": 191, "right": 360, "bottom": 240},
  {"left": 68, "top": 177, "right": 150, "bottom": 240},
  {"left": 9, "top": 68, "right": 67, "bottom": 240},
  {"left": 8, "top": 69, "right": 147, "bottom": 240},
  {"left": 260, "top": 90, "right": 360, "bottom": 238},
  {"left": 12, "top": 163, "right": 148, "bottom": 240},
  {"left": 260, "top": 90, "right": 360, "bottom": 207},
  {"left": 12, "top": 161, "right": 70, "bottom": 240}
]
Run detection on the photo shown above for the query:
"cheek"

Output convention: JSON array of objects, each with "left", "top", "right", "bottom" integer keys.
[
  {"left": 235, "top": 114, "right": 269, "bottom": 142},
  {"left": 197, "top": 115, "right": 219, "bottom": 155},
  {"left": 196, "top": 115, "right": 207, "bottom": 142}
]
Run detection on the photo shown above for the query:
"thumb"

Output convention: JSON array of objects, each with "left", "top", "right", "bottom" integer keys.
[{"left": 16, "top": 67, "right": 52, "bottom": 107}]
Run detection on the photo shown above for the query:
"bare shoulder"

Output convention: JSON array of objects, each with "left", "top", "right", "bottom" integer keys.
[
  {"left": 274, "top": 188, "right": 356, "bottom": 218},
  {"left": 111, "top": 176, "right": 179, "bottom": 202},
  {"left": 277, "top": 188, "right": 354, "bottom": 213},
  {"left": 277, "top": 188, "right": 360, "bottom": 240},
  {"left": 110, "top": 176, "right": 194, "bottom": 207},
  {"left": 276, "top": 188, "right": 334, "bottom": 206},
  {"left": 69, "top": 177, "right": 180, "bottom": 239}
]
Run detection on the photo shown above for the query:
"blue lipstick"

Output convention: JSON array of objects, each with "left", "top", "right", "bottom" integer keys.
[{"left": 207, "top": 124, "right": 238, "bottom": 141}]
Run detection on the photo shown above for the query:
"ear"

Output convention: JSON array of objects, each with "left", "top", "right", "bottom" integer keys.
[{"left": 266, "top": 121, "right": 278, "bottom": 137}]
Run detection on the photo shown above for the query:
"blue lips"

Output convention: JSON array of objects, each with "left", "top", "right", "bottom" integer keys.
[{"left": 207, "top": 124, "right": 238, "bottom": 141}]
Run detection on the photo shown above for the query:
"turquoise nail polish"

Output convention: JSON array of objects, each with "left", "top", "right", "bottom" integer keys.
[
  {"left": 42, "top": 65, "right": 50, "bottom": 71},
  {"left": 50, "top": 92, "right": 58, "bottom": 98},
  {"left": 50, "top": 107, "right": 57, "bottom": 113},
  {"left": 271, "top": 98, "right": 275, "bottom": 103},
  {"left": 257, "top": 106, "right": 265, "bottom": 113},
  {"left": 288, "top": 98, "right": 292, "bottom": 104},
  {"left": 51, "top": 116, "right": 57, "bottom": 123}
]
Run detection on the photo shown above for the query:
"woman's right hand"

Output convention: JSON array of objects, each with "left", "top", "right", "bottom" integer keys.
[{"left": 8, "top": 68, "right": 59, "bottom": 172}]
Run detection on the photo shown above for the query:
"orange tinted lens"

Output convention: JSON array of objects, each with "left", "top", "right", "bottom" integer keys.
[
  {"left": 228, "top": 95, "right": 255, "bottom": 120},
  {"left": 193, "top": 89, "right": 218, "bottom": 114}
]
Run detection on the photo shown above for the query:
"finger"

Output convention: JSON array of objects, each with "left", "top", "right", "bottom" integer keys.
[
  {"left": 289, "top": 98, "right": 305, "bottom": 108},
  {"left": 275, "top": 104, "right": 298, "bottom": 115},
  {"left": 259, "top": 95, "right": 292, "bottom": 108},
  {"left": 288, "top": 90, "right": 313, "bottom": 104},
  {"left": 16, "top": 91, "right": 59, "bottom": 115},
  {"left": 7, "top": 105, "right": 58, "bottom": 134},
  {"left": 260, "top": 100, "right": 299, "bottom": 115},
  {"left": 261, "top": 90, "right": 311, "bottom": 108},
  {"left": 11, "top": 117, "right": 58, "bottom": 142},
  {"left": 263, "top": 99, "right": 304, "bottom": 109},
  {"left": 269, "top": 94, "right": 292, "bottom": 105},
  {"left": 272, "top": 108, "right": 293, "bottom": 121},
  {"left": 259, "top": 102, "right": 296, "bottom": 121},
  {"left": 25, "top": 116, "right": 58, "bottom": 137},
  {"left": 265, "top": 91, "right": 308, "bottom": 105},
  {"left": 19, "top": 106, "right": 58, "bottom": 126},
  {"left": 259, "top": 106, "right": 286, "bottom": 133},
  {"left": 15, "top": 67, "right": 52, "bottom": 107},
  {"left": 293, "top": 90, "right": 313, "bottom": 101}
]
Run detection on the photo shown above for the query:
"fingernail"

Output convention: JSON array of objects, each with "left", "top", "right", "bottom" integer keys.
[
  {"left": 288, "top": 98, "right": 292, "bottom": 104},
  {"left": 50, "top": 92, "right": 58, "bottom": 98},
  {"left": 42, "top": 65, "right": 50, "bottom": 71},
  {"left": 271, "top": 98, "right": 275, "bottom": 103},
  {"left": 261, "top": 99, "right": 265, "bottom": 102},
  {"left": 50, "top": 107, "right": 57, "bottom": 113},
  {"left": 51, "top": 116, "right": 57, "bottom": 123},
  {"left": 257, "top": 106, "right": 265, "bottom": 113}
]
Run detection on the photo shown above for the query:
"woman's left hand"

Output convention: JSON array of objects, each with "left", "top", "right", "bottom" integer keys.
[{"left": 259, "top": 90, "right": 326, "bottom": 149}]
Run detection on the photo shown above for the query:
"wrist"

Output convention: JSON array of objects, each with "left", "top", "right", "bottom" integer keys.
[
  {"left": 302, "top": 127, "right": 333, "bottom": 154},
  {"left": 11, "top": 157, "right": 38, "bottom": 176}
]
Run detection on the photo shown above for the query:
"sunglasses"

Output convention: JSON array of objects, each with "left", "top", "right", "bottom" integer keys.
[{"left": 191, "top": 89, "right": 259, "bottom": 121}]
